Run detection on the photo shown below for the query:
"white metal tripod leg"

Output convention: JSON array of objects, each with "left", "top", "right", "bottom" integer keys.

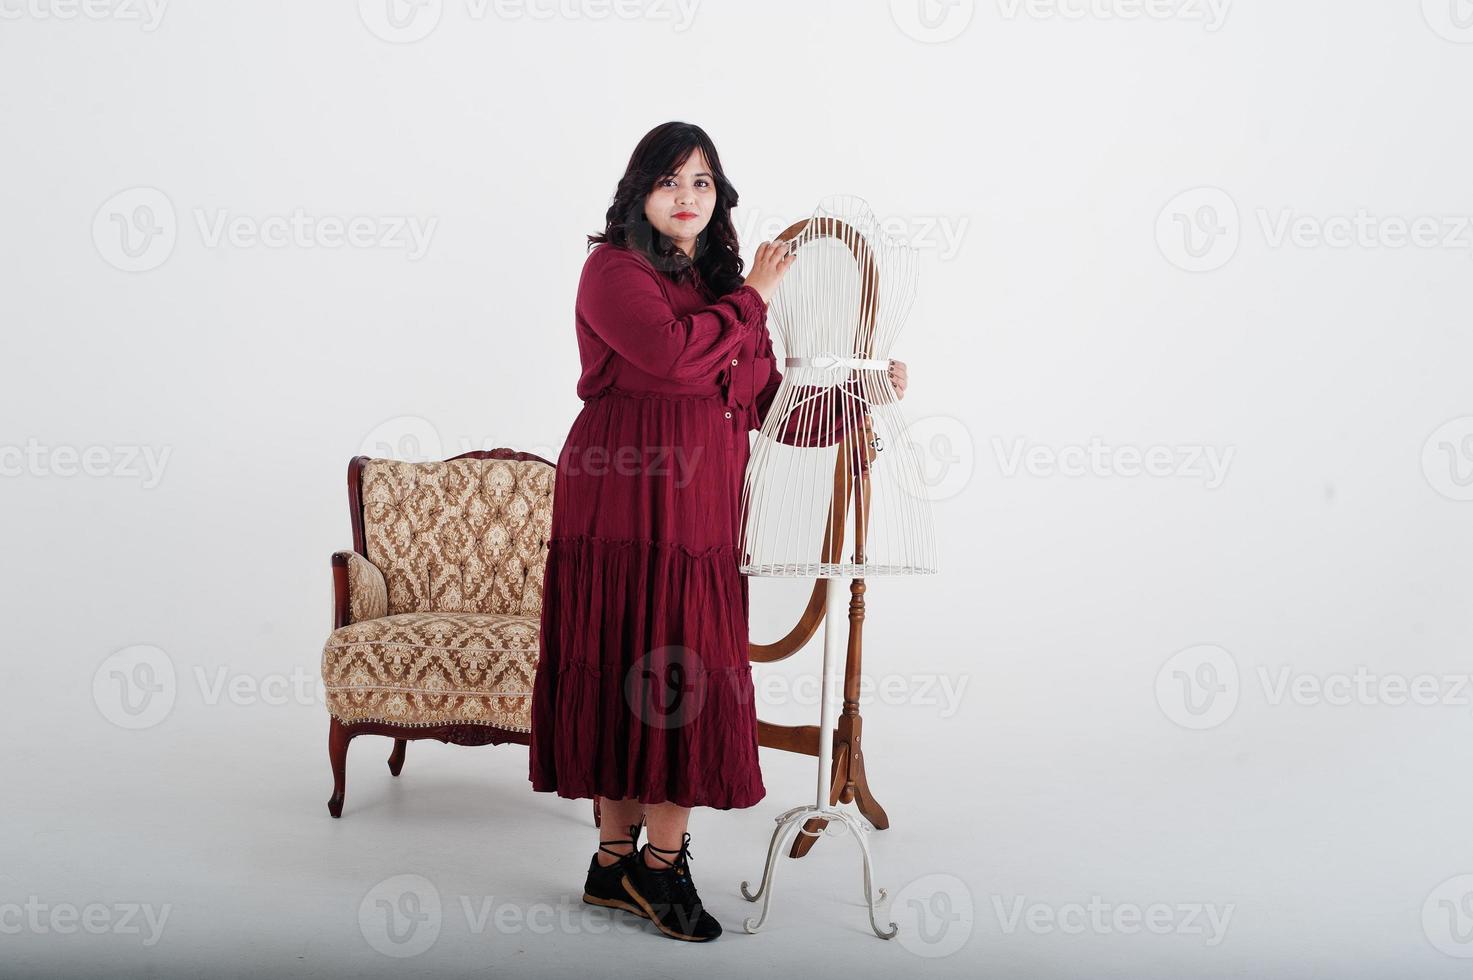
[
  {"left": 839, "top": 809, "right": 897, "bottom": 939},
  {"left": 740, "top": 809, "right": 809, "bottom": 932},
  {"left": 737, "top": 578, "right": 897, "bottom": 940},
  {"left": 740, "top": 804, "right": 811, "bottom": 903}
]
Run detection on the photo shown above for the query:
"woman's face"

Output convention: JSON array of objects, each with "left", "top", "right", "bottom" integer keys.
[{"left": 643, "top": 148, "right": 716, "bottom": 258}]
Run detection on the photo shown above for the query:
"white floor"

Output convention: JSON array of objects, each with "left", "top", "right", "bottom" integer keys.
[
  {"left": 7, "top": 653, "right": 1470, "bottom": 979},
  {"left": 4, "top": 701, "right": 992, "bottom": 978}
]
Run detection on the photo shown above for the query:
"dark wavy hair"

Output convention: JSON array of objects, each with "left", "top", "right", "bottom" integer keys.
[{"left": 587, "top": 121, "right": 746, "bottom": 296}]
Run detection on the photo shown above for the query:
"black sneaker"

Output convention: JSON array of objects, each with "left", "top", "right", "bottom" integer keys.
[
  {"left": 582, "top": 821, "right": 648, "bottom": 918},
  {"left": 621, "top": 832, "right": 723, "bottom": 942}
]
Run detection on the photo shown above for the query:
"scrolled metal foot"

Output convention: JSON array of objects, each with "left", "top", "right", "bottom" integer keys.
[
  {"left": 738, "top": 804, "right": 897, "bottom": 939},
  {"left": 742, "top": 810, "right": 808, "bottom": 932},
  {"left": 740, "top": 808, "right": 800, "bottom": 902}
]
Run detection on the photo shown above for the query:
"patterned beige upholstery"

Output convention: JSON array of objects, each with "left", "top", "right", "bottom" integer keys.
[
  {"left": 361, "top": 457, "right": 553, "bottom": 616},
  {"left": 323, "top": 611, "right": 539, "bottom": 731},
  {"left": 343, "top": 551, "right": 388, "bottom": 623},
  {"left": 322, "top": 457, "right": 555, "bottom": 732}
]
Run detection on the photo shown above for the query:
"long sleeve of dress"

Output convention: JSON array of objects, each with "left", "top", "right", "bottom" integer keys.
[{"left": 578, "top": 245, "right": 765, "bottom": 383}]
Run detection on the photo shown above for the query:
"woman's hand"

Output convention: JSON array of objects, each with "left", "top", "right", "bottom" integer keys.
[
  {"left": 888, "top": 359, "right": 907, "bottom": 400},
  {"left": 743, "top": 239, "right": 797, "bottom": 304}
]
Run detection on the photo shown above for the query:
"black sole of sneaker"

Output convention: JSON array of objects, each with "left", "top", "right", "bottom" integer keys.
[{"left": 620, "top": 879, "right": 719, "bottom": 942}]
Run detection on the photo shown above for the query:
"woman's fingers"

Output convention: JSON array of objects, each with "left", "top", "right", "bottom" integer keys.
[{"left": 757, "top": 239, "right": 797, "bottom": 270}]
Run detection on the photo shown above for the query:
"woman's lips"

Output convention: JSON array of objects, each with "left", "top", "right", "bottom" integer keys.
[{"left": 674, "top": 212, "right": 697, "bottom": 220}]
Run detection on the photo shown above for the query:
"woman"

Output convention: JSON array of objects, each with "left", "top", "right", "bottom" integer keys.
[{"left": 528, "top": 121, "right": 909, "bottom": 943}]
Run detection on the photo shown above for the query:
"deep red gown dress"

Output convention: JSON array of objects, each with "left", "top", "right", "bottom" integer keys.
[{"left": 528, "top": 242, "right": 783, "bottom": 810}]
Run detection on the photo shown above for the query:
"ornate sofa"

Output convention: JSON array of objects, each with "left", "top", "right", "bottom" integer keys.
[{"left": 321, "top": 450, "right": 555, "bottom": 817}]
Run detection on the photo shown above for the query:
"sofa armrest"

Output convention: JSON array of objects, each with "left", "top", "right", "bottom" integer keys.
[{"left": 330, "top": 550, "right": 388, "bottom": 629}]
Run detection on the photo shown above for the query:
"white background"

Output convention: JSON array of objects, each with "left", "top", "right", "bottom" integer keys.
[{"left": 4, "top": 1, "right": 1473, "bottom": 976}]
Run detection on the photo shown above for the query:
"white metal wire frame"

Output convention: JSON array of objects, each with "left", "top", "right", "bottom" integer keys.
[{"left": 738, "top": 194, "right": 938, "bottom": 579}]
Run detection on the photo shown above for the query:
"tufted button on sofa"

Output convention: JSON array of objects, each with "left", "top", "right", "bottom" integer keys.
[{"left": 321, "top": 450, "right": 555, "bottom": 818}]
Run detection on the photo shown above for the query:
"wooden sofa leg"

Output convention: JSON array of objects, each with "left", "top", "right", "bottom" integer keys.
[
  {"left": 388, "top": 739, "right": 407, "bottom": 776},
  {"left": 593, "top": 794, "right": 601, "bottom": 828},
  {"left": 328, "top": 716, "right": 355, "bottom": 818}
]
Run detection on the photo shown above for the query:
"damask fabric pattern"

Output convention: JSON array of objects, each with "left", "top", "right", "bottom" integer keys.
[
  {"left": 321, "top": 456, "right": 555, "bottom": 732},
  {"left": 322, "top": 611, "right": 538, "bottom": 732},
  {"left": 341, "top": 551, "right": 388, "bottom": 623},
  {"left": 360, "top": 457, "right": 555, "bottom": 618}
]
